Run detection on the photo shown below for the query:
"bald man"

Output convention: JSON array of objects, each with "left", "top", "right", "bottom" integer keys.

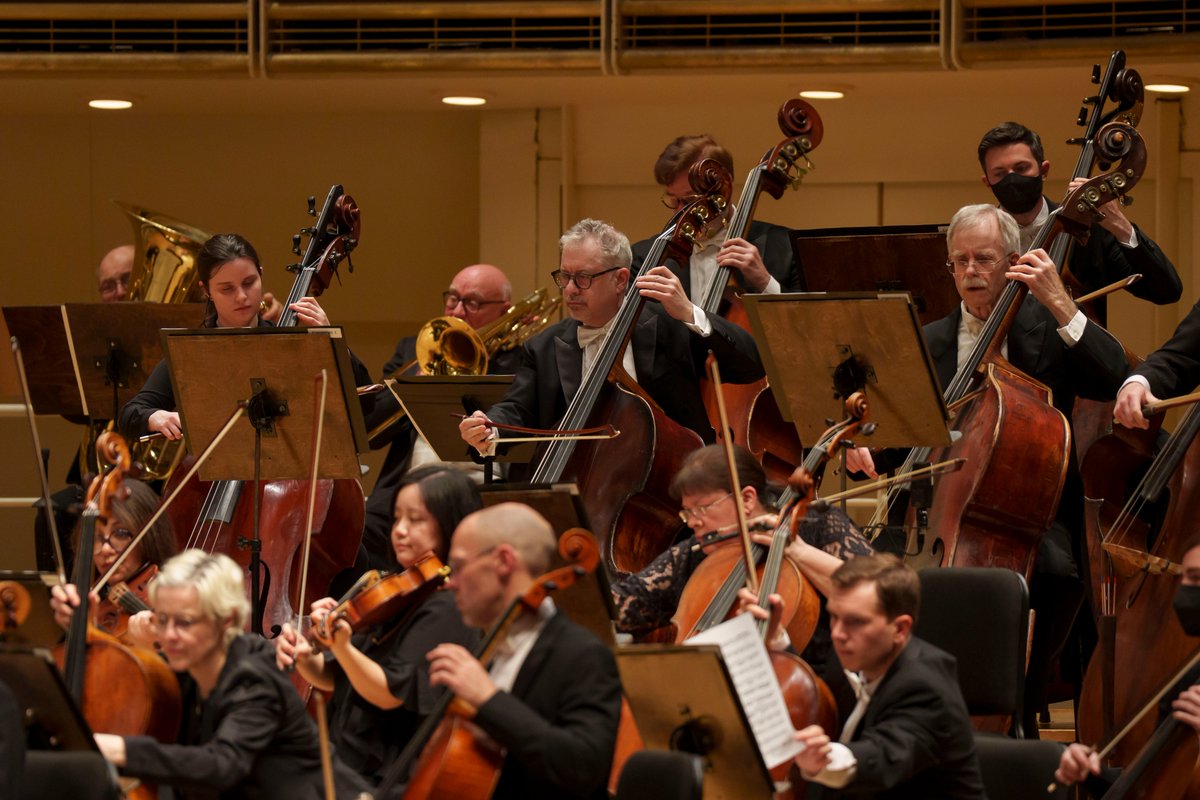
[
  {"left": 97, "top": 245, "right": 134, "bottom": 302},
  {"left": 428, "top": 503, "right": 621, "bottom": 800},
  {"left": 359, "top": 264, "right": 519, "bottom": 570}
]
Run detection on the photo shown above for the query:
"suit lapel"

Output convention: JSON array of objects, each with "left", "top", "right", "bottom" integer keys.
[
  {"left": 924, "top": 309, "right": 961, "bottom": 389},
  {"left": 509, "top": 612, "right": 566, "bottom": 700},
  {"left": 554, "top": 321, "right": 583, "bottom": 402},
  {"left": 631, "top": 308, "right": 659, "bottom": 383},
  {"left": 1006, "top": 297, "right": 1047, "bottom": 375}
]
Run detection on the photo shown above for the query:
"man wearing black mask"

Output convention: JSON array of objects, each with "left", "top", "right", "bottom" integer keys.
[
  {"left": 1054, "top": 535, "right": 1200, "bottom": 793},
  {"left": 977, "top": 121, "right": 1180, "bottom": 322}
]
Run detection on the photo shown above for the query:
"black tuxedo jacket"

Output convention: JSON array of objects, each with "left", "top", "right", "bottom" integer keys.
[
  {"left": 473, "top": 611, "right": 622, "bottom": 800},
  {"left": 808, "top": 637, "right": 985, "bottom": 800},
  {"left": 631, "top": 219, "right": 803, "bottom": 298},
  {"left": 486, "top": 302, "right": 764, "bottom": 444},
  {"left": 1132, "top": 298, "right": 1200, "bottom": 398}
]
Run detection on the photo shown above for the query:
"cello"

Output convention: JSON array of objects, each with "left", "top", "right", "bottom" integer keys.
[
  {"left": 695, "top": 98, "right": 823, "bottom": 483},
  {"left": 523, "top": 165, "right": 735, "bottom": 576},
  {"left": 897, "top": 120, "right": 1146, "bottom": 580},
  {"left": 162, "top": 185, "right": 364, "bottom": 638}
]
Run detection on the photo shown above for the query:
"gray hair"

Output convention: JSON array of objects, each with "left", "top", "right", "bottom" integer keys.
[
  {"left": 559, "top": 218, "right": 633, "bottom": 270},
  {"left": 946, "top": 204, "right": 1020, "bottom": 257},
  {"left": 150, "top": 550, "right": 250, "bottom": 647}
]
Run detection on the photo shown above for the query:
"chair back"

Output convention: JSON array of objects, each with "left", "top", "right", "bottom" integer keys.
[{"left": 615, "top": 750, "right": 704, "bottom": 800}]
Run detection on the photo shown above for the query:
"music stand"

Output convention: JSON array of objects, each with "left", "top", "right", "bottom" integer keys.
[
  {"left": 742, "top": 292, "right": 951, "bottom": 450},
  {"left": 163, "top": 326, "right": 366, "bottom": 633},
  {"left": 0, "top": 646, "right": 95, "bottom": 751},
  {"left": 617, "top": 644, "right": 776, "bottom": 799},
  {"left": 2, "top": 302, "right": 203, "bottom": 420}
]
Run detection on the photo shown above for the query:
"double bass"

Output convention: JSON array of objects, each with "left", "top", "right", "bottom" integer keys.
[
  {"left": 898, "top": 120, "right": 1147, "bottom": 580},
  {"left": 162, "top": 185, "right": 364, "bottom": 637},
  {"left": 523, "top": 165, "right": 736, "bottom": 575},
  {"left": 695, "top": 98, "right": 823, "bottom": 482}
]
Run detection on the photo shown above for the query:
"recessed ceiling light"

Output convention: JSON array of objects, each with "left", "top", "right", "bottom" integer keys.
[
  {"left": 441, "top": 96, "right": 487, "bottom": 107},
  {"left": 799, "top": 90, "right": 845, "bottom": 100},
  {"left": 1146, "top": 83, "right": 1190, "bottom": 94},
  {"left": 88, "top": 99, "right": 133, "bottom": 110}
]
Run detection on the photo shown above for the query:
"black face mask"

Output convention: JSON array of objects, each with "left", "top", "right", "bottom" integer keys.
[
  {"left": 988, "top": 171, "right": 1044, "bottom": 215},
  {"left": 1173, "top": 585, "right": 1200, "bottom": 637}
]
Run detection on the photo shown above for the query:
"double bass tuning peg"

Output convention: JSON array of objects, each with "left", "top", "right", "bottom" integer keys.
[
  {"left": 1091, "top": 63, "right": 1102, "bottom": 84},
  {"left": 291, "top": 234, "right": 302, "bottom": 256},
  {"left": 306, "top": 196, "right": 317, "bottom": 216}
]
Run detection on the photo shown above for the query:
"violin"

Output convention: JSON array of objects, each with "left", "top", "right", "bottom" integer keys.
[
  {"left": 312, "top": 554, "right": 450, "bottom": 645},
  {"left": 93, "top": 562, "right": 157, "bottom": 643},
  {"left": 696, "top": 98, "right": 823, "bottom": 483},
  {"left": 383, "top": 532, "right": 601, "bottom": 799}
]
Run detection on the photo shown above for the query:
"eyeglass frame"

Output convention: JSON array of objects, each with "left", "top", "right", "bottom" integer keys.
[
  {"left": 550, "top": 266, "right": 622, "bottom": 291},
  {"left": 678, "top": 492, "right": 734, "bottom": 524},
  {"left": 442, "top": 291, "right": 508, "bottom": 314},
  {"left": 660, "top": 191, "right": 704, "bottom": 211},
  {"left": 448, "top": 545, "right": 498, "bottom": 575},
  {"left": 945, "top": 254, "right": 1007, "bottom": 275},
  {"left": 95, "top": 527, "right": 134, "bottom": 553}
]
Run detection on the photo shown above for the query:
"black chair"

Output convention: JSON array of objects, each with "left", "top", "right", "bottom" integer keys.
[
  {"left": 614, "top": 750, "right": 704, "bottom": 800},
  {"left": 974, "top": 735, "right": 1069, "bottom": 799},
  {"left": 914, "top": 566, "right": 1030, "bottom": 737},
  {"left": 19, "top": 751, "right": 120, "bottom": 800}
]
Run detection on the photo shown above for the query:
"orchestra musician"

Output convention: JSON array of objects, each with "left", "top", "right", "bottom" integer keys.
[
  {"left": 457, "top": 218, "right": 765, "bottom": 454},
  {"left": 96, "top": 244, "right": 134, "bottom": 303},
  {"left": 427, "top": 502, "right": 622, "bottom": 799},
  {"left": 611, "top": 443, "right": 872, "bottom": 673},
  {"left": 847, "top": 203, "right": 1129, "bottom": 737},
  {"left": 360, "top": 264, "right": 519, "bottom": 570},
  {"left": 48, "top": 479, "right": 177, "bottom": 640},
  {"left": 631, "top": 134, "right": 803, "bottom": 298},
  {"left": 116, "top": 232, "right": 372, "bottom": 443},
  {"left": 93, "top": 549, "right": 372, "bottom": 799},
  {"left": 274, "top": 464, "right": 481, "bottom": 789},
  {"left": 977, "top": 121, "right": 1181, "bottom": 316},
  {"left": 757, "top": 554, "right": 986, "bottom": 799},
  {"left": 1114, "top": 296, "right": 1200, "bottom": 430},
  {"left": 1054, "top": 534, "right": 1200, "bottom": 795}
]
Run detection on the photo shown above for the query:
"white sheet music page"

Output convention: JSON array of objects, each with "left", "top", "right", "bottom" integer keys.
[{"left": 685, "top": 612, "right": 804, "bottom": 768}]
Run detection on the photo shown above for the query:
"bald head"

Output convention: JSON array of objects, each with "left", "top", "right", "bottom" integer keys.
[
  {"left": 97, "top": 245, "right": 135, "bottom": 302},
  {"left": 460, "top": 502, "right": 556, "bottom": 577},
  {"left": 445, "top": 263, "right": 512, "bottom": 329}
]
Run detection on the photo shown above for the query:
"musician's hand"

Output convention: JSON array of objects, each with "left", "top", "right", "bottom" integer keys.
[
  {"left": 845, "top": 446, "right": 878, "bottom": 479},
  {"left": 427, "top": 643, "right": 498, "bottom": 709},
  {"left": 1068, "top": 176, "right": 1134, "bottom": 244},
  {"left": 94, "top": 733, "right": 127, "bottom": 767},
  {"left": 147, "top": 410, "right": 183, "bottom": 441},
  {"left": 288, "top": 296, "right": 330, "bottom": 327},
  {"left": 718, "top": 237, "right": 771, "bottom": 292},
  {"left": 275, "top": 621, "right": 316, "bottom": 670},
  {"left": 1006, "top": 248, "right": 1076, "bottom": 326},
  {"left": 636, "top": 266, "right": 695, "bottom": 323},
  {"left": 1173, "top": 685, "right": 1200, "bottom": 732},
  {"left": 735, "top": 588, "right": 788, "bottom": 652},
  {"left": 794, "top": 724, "right": 833, "bottom": 776},
  {"left": 459, "top": 411, "right": 495, "bottom": 452},
  {"left": 260, "top": 292, "right": 284, "bottom": 324},
  {"left": 1054, "top": 742, "right": 1101, "bottom": 786},
  {"left": 49, "top": 582, "right": 81, "bottom": 630},
  {"left": 1114, "top": 381, "right": 1156, "bottom": 430},
  {"left": 125, "top": 610, "right": 158, "bottom": 651}
]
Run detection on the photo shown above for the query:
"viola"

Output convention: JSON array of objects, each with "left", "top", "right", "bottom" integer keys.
[
  {"left": 163, "top": 186, "right": 364, "bottom": 639},
  {"left": 312, "top": 554, "right": 450, "bottom": 645},
  {"left": 93, "top": 562, "right": 156, "bottom": 643},
  {"left": 522, "top": 163, "right": 732, "bottom": 576},
  {"left": 383, "top": 531, "right": 602, "bottom": 800},
  {"left": 53, "top": 433, "right": 181, "bottom": 800},
  {"left": 695, "top": 98, "right": 823, "bottom": 483}
]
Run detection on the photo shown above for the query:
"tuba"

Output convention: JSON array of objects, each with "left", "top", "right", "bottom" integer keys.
[
  {"left": 367, "top": 288, "right": 562, "bottom": 445},
  {"left": 77, "top": 202, "right": 212, "bottom": 480}
]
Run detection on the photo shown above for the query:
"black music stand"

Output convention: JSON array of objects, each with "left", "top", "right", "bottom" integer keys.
[
  {"left": 162, "top": 326, "right": 367, "bottom": 633},
  {"left": 742, "top": 292, "right": 951, "bottom": 450},
  {"left": 616, "top": 645, "right": 777, "bottom": 799},
  {"left": 0, "top": 646, "right": 95, "bottom": 752},
  {"left": 2, "top": 303, "right": 203, "bottom": 421}
]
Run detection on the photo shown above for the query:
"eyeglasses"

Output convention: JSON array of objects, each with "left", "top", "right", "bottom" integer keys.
[
  {"left": 448, "top": 546, "right": 497, "bottom": 574},
  {"left": 99, "top": 274, "right": 130, "bottom": 298},
  {"left": 153, "top": 613, "right": 203, "bottom": 633},
  {"left": 551, "top": 266, "right": 621, "bottom": 290},
  {"left": 660, "top": 191, "right": 703, "bottom": 210},
  {"left": 946, "top": 255, "right": 1003, "bottom": 275},
  {"left": 95, "top": 527, "right": 134, "bottom": 552},
  {"left": 679, "top": 493, "right": 733, "bottom": 523},
  {"left": 442, "top": 292, "right": 507, "bottom": 314}
]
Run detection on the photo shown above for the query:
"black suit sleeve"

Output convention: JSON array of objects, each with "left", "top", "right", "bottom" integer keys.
[
  {"left": 1062, "top": 317, "right": 1130, "bottom": 402},
  {"left": 692, "top": 310, "right": 765, "bottom": 384},
  {"left": 1070, "top": 223, "right": 1181, "bottom": 305},
  {"left": 842, "top": 674, "right": 954, "bottom": 792},
  {"left": 1133, "top": 299, "right": 1200, "bottom": 399},
  {"left": 747, "top": 220, "right": 803, "bottom": 292},
  {"left": 118, "top": 359, "right": 175, "bottom": 440},
  {"left": 485, "top": 341, "right": 543, "bottom": 429}
]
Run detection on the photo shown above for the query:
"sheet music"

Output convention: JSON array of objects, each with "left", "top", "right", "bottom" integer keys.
[{"left": 686, "top": 612, "right": 804, "bottom": 768}]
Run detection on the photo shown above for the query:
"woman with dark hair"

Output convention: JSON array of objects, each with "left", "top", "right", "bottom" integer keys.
[
  {"left": 275, "top": 463, "right": 481, "bottom": 788},
  {"left": 117, "top": 232, "right": 354, "bottom": 441},
  {"left": 49, "top": 479, "right": 178, "bottom": 640},
  {"left": 611, "top": 444, "right": 873, "bottom": 674}
]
